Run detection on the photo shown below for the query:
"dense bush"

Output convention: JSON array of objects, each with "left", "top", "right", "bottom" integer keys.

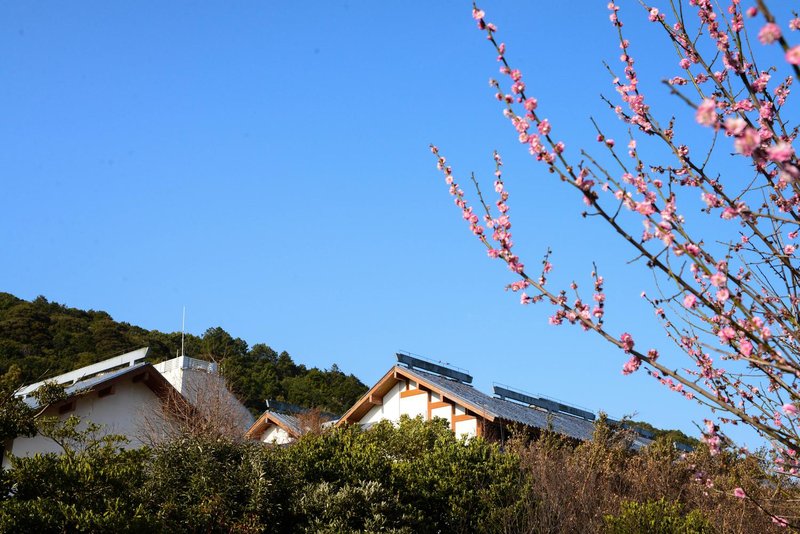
[
  {"left": 604, "top": 499, "right": 713, "bottom": 534},
  {"left": 139, "top": 437, "right": 293, "bottom": 533},
  {"left": 0, "top": 417, "right": 528, "bottom": 533},
  {"left": 0, "top": 417, "right": 153, "bottom": 532},
  {"left": 1, "top": 416, "right": 796, "bottom": 533},
  {"left": 506, "top": 422, "right": 795, "bottom": 533},
  {"left": 283, "top": 418, "right": 527, "bottom": 533}
]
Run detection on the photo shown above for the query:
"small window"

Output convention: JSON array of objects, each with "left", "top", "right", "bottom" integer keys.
[
  {"left": 58, "top": 401, "right": 76, "bottom": 415},
  {"left": 97, "top": 386, "right": 114, "bottom": 398}
]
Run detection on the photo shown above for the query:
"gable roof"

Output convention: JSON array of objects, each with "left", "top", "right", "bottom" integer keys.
[
  {"left": 17, "top": 347, "right": 150, "bottom": 398},
  {"left": 246, "top": 410, "right": 303, "bottom": 440},
  {"left": 21, "top": 362, "right": 180, "bottom": 410},
  {"left": 339, "top": 365, "right": 653, "bottom": 448}
]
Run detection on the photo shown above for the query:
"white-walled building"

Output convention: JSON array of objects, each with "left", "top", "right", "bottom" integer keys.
[
  {"left": 337, "top": 353, "right": 655, "bottom": 448},
  {"left": 153, "top": 354, "right": 254, "bottom": 436},
  {"left": 3, "top": 347, "right": 254, "bottom": 468},
  {"left": 247, "top": 400, "right": 338, "bottom": 445},
  {"left": 247, "top": 410, "right": 303, "bottom": 445}
]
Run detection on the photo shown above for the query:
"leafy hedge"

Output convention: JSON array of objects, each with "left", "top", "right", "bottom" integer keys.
[
  {"left": 1, "top": 417, "right": 528, "bottom": 533},
  {"left": 2, "top": 416, "right": 792, "bottom": 532}
]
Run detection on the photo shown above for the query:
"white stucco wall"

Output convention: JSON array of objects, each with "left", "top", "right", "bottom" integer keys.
[
  {"left": 358, "top": 380, "right": 430, "bottom": 426},
  {"left": 353, "top": 378, "right": 478, "bottom": 440},
  {"left": 154, "top": 356, "right": 254, "bottom": 433},
  {"left": 260, "top": 425, "right": 292, "bottom": 445},
  {"left": 3, "top": 379, "right": 163, "bottom": 469},
  {"left": 431, "top": 405, "right": 452, "bottom": 425},
  {"left": 455, "top": 417, "right": 478, "bottom": 438},
  {"left": 399, "top": 391, "right": 428, "bottom": 419},
  {"left": 360, "top": 382, "right": 403, "bottom": 425}
]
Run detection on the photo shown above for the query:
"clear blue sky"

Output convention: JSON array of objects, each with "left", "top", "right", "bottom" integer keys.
[{"left": 1, "top": 1, "right": 759, "bottom": 441}]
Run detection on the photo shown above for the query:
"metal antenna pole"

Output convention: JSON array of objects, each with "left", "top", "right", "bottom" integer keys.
[{"left": 181, "top": 306, "right": 186, "bottom": 357}]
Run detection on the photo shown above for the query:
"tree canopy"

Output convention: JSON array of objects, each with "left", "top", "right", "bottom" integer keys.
[{"left": 0, "top": 292, "right": 367, "bottom": 415}]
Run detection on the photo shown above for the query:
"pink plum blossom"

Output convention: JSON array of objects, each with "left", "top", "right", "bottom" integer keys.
[
  {"left": 767, "top": 142, "right": 794, "bottom": 163},
  {"left": 620, "top": 332, "right": 635, "bottom": 352},
  {"left": 695, "top": 98, "right": 717, "bottom": 126},
  {"left": 739, "top": 340, "right": 753, "bottom": 357},
  {"left": 710, "top": 271, "right": 727, "bottom": 287},
  {"left": 758, "top": 23, "right": 782, "bottom": 45},
  {"left": 622, "top": 355, "right": 641, "bottom": 375},
  {"left": 538, "top": 119, "right": 551, "bottom": 135},
  {"left": 773, "top": 516, "right": 789, "bottom": 528},
  {"left": 734, "top": 128, "right": 760, "bottom": 156},
  {"left": 724, "top": 117, "right": 747, "bottom": 136},
  {"left": 718, "top": 326, "right": 736, "bottom": 343},
  {"left": 786, "top": 46, "right": 800, "bottom": 65}
]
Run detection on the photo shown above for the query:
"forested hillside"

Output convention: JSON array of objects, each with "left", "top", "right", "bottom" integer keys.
[{"left": 0, "top": 293, "right": 367, "bottom": 415}]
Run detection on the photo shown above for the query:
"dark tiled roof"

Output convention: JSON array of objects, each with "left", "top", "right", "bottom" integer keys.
[
  {"left": 403, "top": 366, "right": 652, "bottom": 448},
  {"left": 267, "top": 411, "right": 303, "bottom": 436}
]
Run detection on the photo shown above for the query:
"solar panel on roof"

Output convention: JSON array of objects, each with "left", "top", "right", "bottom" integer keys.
[
  {"left": 265, "top": 399, "right": 306, "bottom": 414},
  {"left": 406, "top": 366, "right": 597, "bottom": 442},
  {"left": 620, "top": 423, "right": 655, "bottom": 440},
  {"left": 493, "top": 385, "right": 596, "bottom": 421},
  {"left": 396, "top": 352, "right": 473, "bottom": 384}
]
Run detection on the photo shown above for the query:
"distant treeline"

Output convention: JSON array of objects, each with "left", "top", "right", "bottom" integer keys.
[{"left": 0, "top": 292, "right": 367, "bottom": 415}]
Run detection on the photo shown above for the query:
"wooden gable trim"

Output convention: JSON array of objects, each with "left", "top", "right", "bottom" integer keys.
[
  {"left": 246, "top": 412, "right": 273, "bottom": 439},
  {"left": 400, "top": 388, "right": 427, "bottom": 398},
  {"left": 336, "top": 367, "right": 403, "bottom": 426},
  {"left": 246, "top": 412, "right": 300, "bottom": 440},
  {"left": 399, "top": 368, "right": 498, "bottom": 423},
  {"left": 428, "top": 400, "right": 452, "bottom": 421},
  {"left": 453, "top": 414, "right": 477, "bottom": 423},
  {"left": 337, "top": 366, "right": 498, "bottom": 428}
]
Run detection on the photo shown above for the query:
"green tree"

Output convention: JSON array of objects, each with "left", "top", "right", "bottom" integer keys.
[
  {"left": 200, "top": 327, "right": 248, "bottom": 361},
  {"left": 140, "top": 437, "right": 292, "bottom": 533},
  {"left": 604, "top": 499, "right": 713, "bottom": 534},
  {"left": 0, "top": 366, "right": 36, "bottom": 444},
  {"left": 285, "top": 417, "right": 528, "bottom": 533},
  {"left": 0, "top": 292, "right": 367, "bottom": 417},
  {"left": 0, "top": 417, "right": 153, "bottom": 533}
]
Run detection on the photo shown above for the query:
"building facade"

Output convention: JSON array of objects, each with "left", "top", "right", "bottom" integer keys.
[
  {"left": 337, "top": 354, "right": 654, "bottom": 448},
  {"left": 3, "top": 347, "right": 253, "bottom": 468}
]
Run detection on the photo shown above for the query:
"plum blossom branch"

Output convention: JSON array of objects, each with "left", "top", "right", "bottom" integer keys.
[{"left": 435, "top": 2, "right": 800, "bottom": 480}]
